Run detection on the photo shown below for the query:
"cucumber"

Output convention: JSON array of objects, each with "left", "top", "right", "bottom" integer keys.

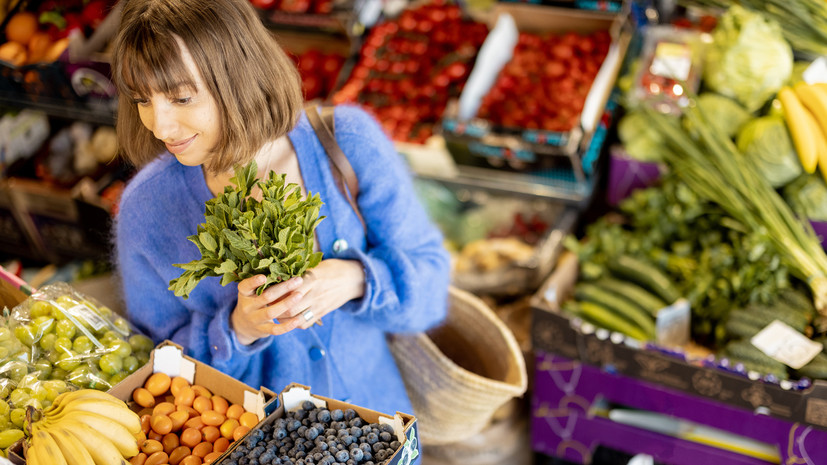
[
  {"left": 569, "top": 301, "right": 651, "bottom": 341},
  {"left": 729, "top": 304, "right": 809, "bottom": 333},
  {"left": 723, "top": 340, "right": 783, "bottom": 367},
  {"left": 597, "top": 277, "right": 668, "bottom": 316},
  {"left": 574, "top": 283, "right": 656, "bottom": 338},
  {"left": 607, "top": 255, "right": 681, "bottom": 304},
  {"left": 723, "top": 318, "right": 764, "bottom": 340},
  {"left": 777, "top": 288, "right": 816, "bottom": 319},
  {"left": 724, "top": 355, "right": 789, "bottom": 380},
  {"left": 795, "top": 353, "right": 827, "bottom": 380}
]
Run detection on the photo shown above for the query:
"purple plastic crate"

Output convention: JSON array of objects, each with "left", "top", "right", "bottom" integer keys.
[
  {"left": 606, "top": 147, "right": 662, "bottom": 206},
  {"left": 532, "top": 351, "right": 827, "bottom": 465}
]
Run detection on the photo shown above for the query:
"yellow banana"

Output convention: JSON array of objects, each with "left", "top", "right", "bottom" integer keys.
[
  {"left": 31, "top": 428, "right": 67, "bottom": 465},
  {"left": 49, "top": 426, "right": 96, "bottom": 465},
  {"left": 59, "top": 419, "right": 131, "bottom": 465},
  {"left": 44, "top": 398, "right": 141, "bottom": 436},
  {"left": 778, "top": 86, "right": 821, "bottom": 174},
  {"left": 46, "top": 411, "right": 139, "bottom": 458},
  {"left": 44, "top": 389, "right": 127, "bottom": 417},
  {"left": 25, "top": 440, "right": 44, "bottom": 465},
  {"left": 800, "top": 82, "right": 827, "bottom": 184}
]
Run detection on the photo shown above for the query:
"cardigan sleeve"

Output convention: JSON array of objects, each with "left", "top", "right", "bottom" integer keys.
[
  {"left": 330, "top": 106, "right": 451, "bottom": 333},
  {"left": 114, "top": 166, "right": 272, "bottom": 379}
]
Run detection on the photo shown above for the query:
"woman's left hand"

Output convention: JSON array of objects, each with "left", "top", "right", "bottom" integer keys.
[{"left": 289, "top": 258, "right": 366, "bottom": 328}]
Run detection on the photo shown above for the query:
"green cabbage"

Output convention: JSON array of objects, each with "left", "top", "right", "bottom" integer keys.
[
  {"left": 783, "top": 174, "right": 827, "bottom": 222},
  {"left": 704, "top": 5, "right": 793, "bottom": 113},
  {"left": 736, "top": 115, "right": 802, "bottom": 188},
  {"left": 685, "top": 92, "right": 752, "bottom": 139},
  {"left": 618, "top": 110, "right": 668, "bottom": 162}
]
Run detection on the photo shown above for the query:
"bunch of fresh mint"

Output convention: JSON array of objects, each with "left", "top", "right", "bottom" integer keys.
[{"left": 169, "top": 160, "right": 325, "bottom": 299}]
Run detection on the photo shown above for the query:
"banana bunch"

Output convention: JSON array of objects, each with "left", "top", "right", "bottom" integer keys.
[
  {"left": 25, "top": 389, "right": 140, "bottom": 465},
  {"left": 778, "top": 82, "right": 827, "bottom": 183}
]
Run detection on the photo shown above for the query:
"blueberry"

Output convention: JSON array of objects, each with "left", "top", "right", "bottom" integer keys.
[
  {"left": 305, "top": 427, "right": 320, "bottom": 441},
  {"left": 348, "top": 418, "right": 363, "bottom": 428},
  {"left": 379, "top": 424, "right": 394, "bottom": 435},
  {"left": 288, "top": 419, "right": 302, "bottom": 432},
  {"left": 378, "top": 432, "right": 392, "bottom": 442},
  {"left": 372, "top": 442, "right": 385, "bottom": 453},
  {"left": 337, "top": 429, "right": 349, "bottom": 439},
  {"left": 295, "top": 409, "right": 308, "bottom": 421},
  {"left": 295, "top": 450, "right": 307, "bottom": 459},
  {"left": 344, "top": 409, "right": 357, "bottom": 422},
  {"left": 309, "top": 410, "right": 319, "bottom": 423},
  {"left": 350, "top": 426, "right": 362, "bottom": 438},
  {"left": 365, "top": 433, "right": 378, "bottom": 445},
  {"left": 349, "top": 447, "right": 364, "bottom": 462},
  {"left": 360, "top": 425, "right": 371, "bottom": 437},
  {"left": 328, "top": 441, "right": 338, "bottom": 450},
  {"left": 346, "top": 460, "right": 356, "bottom": 465},
  {"left": 317, "top": 409, "right": 331, "bottom": 423},
  {"left": 302, "top": 400, "right": 316, "bottom": 411},
  {"left": 335, "top": 450, "right": 350, "bottom": 462},
  {"left": 374, "top": 450, "right": 387, "bottom": 461},
  {"left": 331, "top": 409, "right": 344, "bottom": 422},
  {"left": 325, "top": 429, "right": 336, "bottom": 437},
  {"left": 298, "top": 426, "right": 309, "bottom": 437},
  {"left": 275, "top": 427, "right": 288, "bottom": 440},
  {"left": 389, "top": 440, "right": 401, "bottom": 450}
]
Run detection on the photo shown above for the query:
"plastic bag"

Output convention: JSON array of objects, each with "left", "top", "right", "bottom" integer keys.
[{"left": 0, "top": 283, "right": 153, "bottom": 420}]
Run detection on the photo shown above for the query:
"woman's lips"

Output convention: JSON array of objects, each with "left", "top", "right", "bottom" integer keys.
[{"left": 165, "top": 135, "right": 196, "bottom": 154}]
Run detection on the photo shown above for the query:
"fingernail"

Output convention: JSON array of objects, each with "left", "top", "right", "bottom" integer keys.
[{"left": 292, "top": 277, "right": 303, "bottom": 287}]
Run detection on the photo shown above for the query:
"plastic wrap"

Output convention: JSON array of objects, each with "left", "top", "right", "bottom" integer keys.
[{"left": 0, "top": 282, "right": 153, "bottom": 433}]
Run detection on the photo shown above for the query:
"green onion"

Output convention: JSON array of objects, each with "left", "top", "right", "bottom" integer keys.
[{"left": 639, "top": 103, "right": 827, "bottom": 315}]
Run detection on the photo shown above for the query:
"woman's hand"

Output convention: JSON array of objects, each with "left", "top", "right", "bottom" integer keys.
[
  {"left": 229, "top": 259, "right": 365, "bottom": 344},
  {"left": 231, "top": 275, "right": 305, "bottom": 345},
  {"left": 291, "top": 258, "right": 366, "bottom": 329}
]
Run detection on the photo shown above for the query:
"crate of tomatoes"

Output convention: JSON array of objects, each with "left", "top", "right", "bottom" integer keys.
[{"left": 440, "top": 3, "right": 632, "bottom": 194}]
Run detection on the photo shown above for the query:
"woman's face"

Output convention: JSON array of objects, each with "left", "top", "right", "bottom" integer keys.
[{"left": 134, "top": 39, "right": 220, "bottom": 167}]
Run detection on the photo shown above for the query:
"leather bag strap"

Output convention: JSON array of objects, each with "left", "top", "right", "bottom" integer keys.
[{"left": 306, "top": 105, "right": 365, "bottom": 229}]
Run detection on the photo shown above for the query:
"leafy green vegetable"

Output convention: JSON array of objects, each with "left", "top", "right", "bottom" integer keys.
[
  {"left": 783, "top": 174, "right": 827, "bottom": 221},
  {"left": 618, "top": 110, "right": 669, "bottom": 162},
  {"left": 685, "top": 93, "right": 752, "bottom": 139},
  {"left": 168, "top": 161, "right": 325, "bottom": 299},
  {"left": 736, "top": 115, "right": 802, "bottom": 188},
  {"left": 704, "top": 5, "right": 793, "bottom": 112}
]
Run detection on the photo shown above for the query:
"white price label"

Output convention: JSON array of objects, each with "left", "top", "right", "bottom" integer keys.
[
  {"left": 656, "top": 298, "right": 690, "bottom": 347},
  {"left": 750, "top": 320, "right": 822, "bottom": 369}
]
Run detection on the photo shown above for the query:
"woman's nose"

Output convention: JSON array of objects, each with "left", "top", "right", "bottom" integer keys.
[{"left": 140, "top": 103, "right": 177, "bottom": 141}]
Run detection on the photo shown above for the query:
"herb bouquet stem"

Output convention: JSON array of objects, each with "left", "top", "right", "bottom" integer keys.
[
  {"left": 640, "top": 105, "right": 827, "bottom": 315},
  {"left": 168, "top": 161, "right": 325, "bottom": 299}
]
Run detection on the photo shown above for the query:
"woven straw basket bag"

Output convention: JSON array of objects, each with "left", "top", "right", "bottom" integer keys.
[{"left": 388, "top": 286, "right": 528, "bottom": 446}]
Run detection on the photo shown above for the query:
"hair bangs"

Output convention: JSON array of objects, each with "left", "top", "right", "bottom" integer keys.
[{"left": 115, "top": 27, "right": 196, "bottom": 99}]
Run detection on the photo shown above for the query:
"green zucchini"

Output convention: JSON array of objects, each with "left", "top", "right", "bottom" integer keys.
[
  {"left": 597, "top": 277, "right": 668, "bottom": 316},
  {"left": 574, "top": 283, "right": 656, "bottom": 338},
  {"left": 723, "top": 339, "right": 785, "bottom": 368},
  {"left": 607, "top": 255, "right": 681, "bottom": 304},
  {"left": 569, "top": 301, "right": 651, "bottom": 341},
  {"left": 728, "top": 304, "right": 809, "bottom": 333},
  {"left": 777, "top": 288, "right": 816, "bottom": 319},
  {"left": 795, "top": 353, "right": 827, "bottom": 380},
  {"left": 723, "top": 318, "right": 764, "bottom": 340}
]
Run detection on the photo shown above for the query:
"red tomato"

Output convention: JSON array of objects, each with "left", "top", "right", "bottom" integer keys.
[{"left": 250, "top": 0, "right": 278, "bottom": 9}]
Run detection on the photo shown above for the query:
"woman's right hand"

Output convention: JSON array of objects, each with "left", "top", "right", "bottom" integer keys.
[{"left": 230, "top": 275, "right": 305, "bottom": 345}]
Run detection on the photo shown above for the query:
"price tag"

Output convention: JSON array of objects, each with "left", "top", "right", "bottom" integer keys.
[
  {"left": 803, "top": 57, "right": 827, "bottom": 84},
  {"left": 656, "top": 298, "right": 690, "bottom": 347},
  {"left": 649, "top": 42, "right": 692, "bottom": 81},
  {"left": 750, "top": 320, "right": 822, "bottom": 369}
]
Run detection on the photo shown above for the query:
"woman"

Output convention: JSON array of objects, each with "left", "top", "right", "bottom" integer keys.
[{"left": 110, "top": 0, "right": 451, "bottom": 420}]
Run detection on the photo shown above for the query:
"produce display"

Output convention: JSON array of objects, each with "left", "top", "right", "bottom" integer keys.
[
  {"left": 224, "top": 401, "right": 402, "bottom": 465},
  {"left": 23, "top": 388, "right": 141, "bottom": 464},
  {"left": 249, "top": 0, "right": 335, "bottom": 15},
  {"left": 476, "top": 29, "right": 611, "bottom": 132},
  {"left": 0, "top": 282, "right": 152, "bottom": 457},
  {"left": 129, "top": 372, "right": 261, "bottom": 465},
  {"left": 333, "top": 1, "right": 489, "bottom": 143},
  {"left": 289, "top": 48, "right": 346, "bottom": 102},
  {"left": 0, "top": 0, "right": 114, "bottom": 66}
]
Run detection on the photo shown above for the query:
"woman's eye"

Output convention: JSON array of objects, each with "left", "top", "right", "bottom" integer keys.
[
  {"left": 132, "top": 97, "right": 149, "bottom": 106},
  {"left": 173, "top": 97, "right": 191, "bottom": 105}
]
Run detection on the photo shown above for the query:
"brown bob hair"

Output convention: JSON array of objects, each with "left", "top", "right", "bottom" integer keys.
[{"left": 110, "top": 0, "right": 304, "bottom": 174}]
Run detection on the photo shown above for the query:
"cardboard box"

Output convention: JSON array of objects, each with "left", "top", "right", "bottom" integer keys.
[
  {"left": 220, "top": 383, "right": 419, "bottom": 465},
  {"left": 6, "top": 340, "right": 276, "bottom": 465},
  {"left": 440, "top": 3, "right": 632, "bottom": 165},
  {"left": 532, "top": 350, "right": 827, "bottom": 465},
  {"left": 108, "top": 340, "right": 276, "bottom": 419},
  {"left": 530, "top": 251, "right": 827, "bottom": 435}
]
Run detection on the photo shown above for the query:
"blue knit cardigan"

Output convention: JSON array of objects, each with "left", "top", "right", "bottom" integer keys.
[{"left": 114, "top": 105, "right": 451, "bottom": 417}]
